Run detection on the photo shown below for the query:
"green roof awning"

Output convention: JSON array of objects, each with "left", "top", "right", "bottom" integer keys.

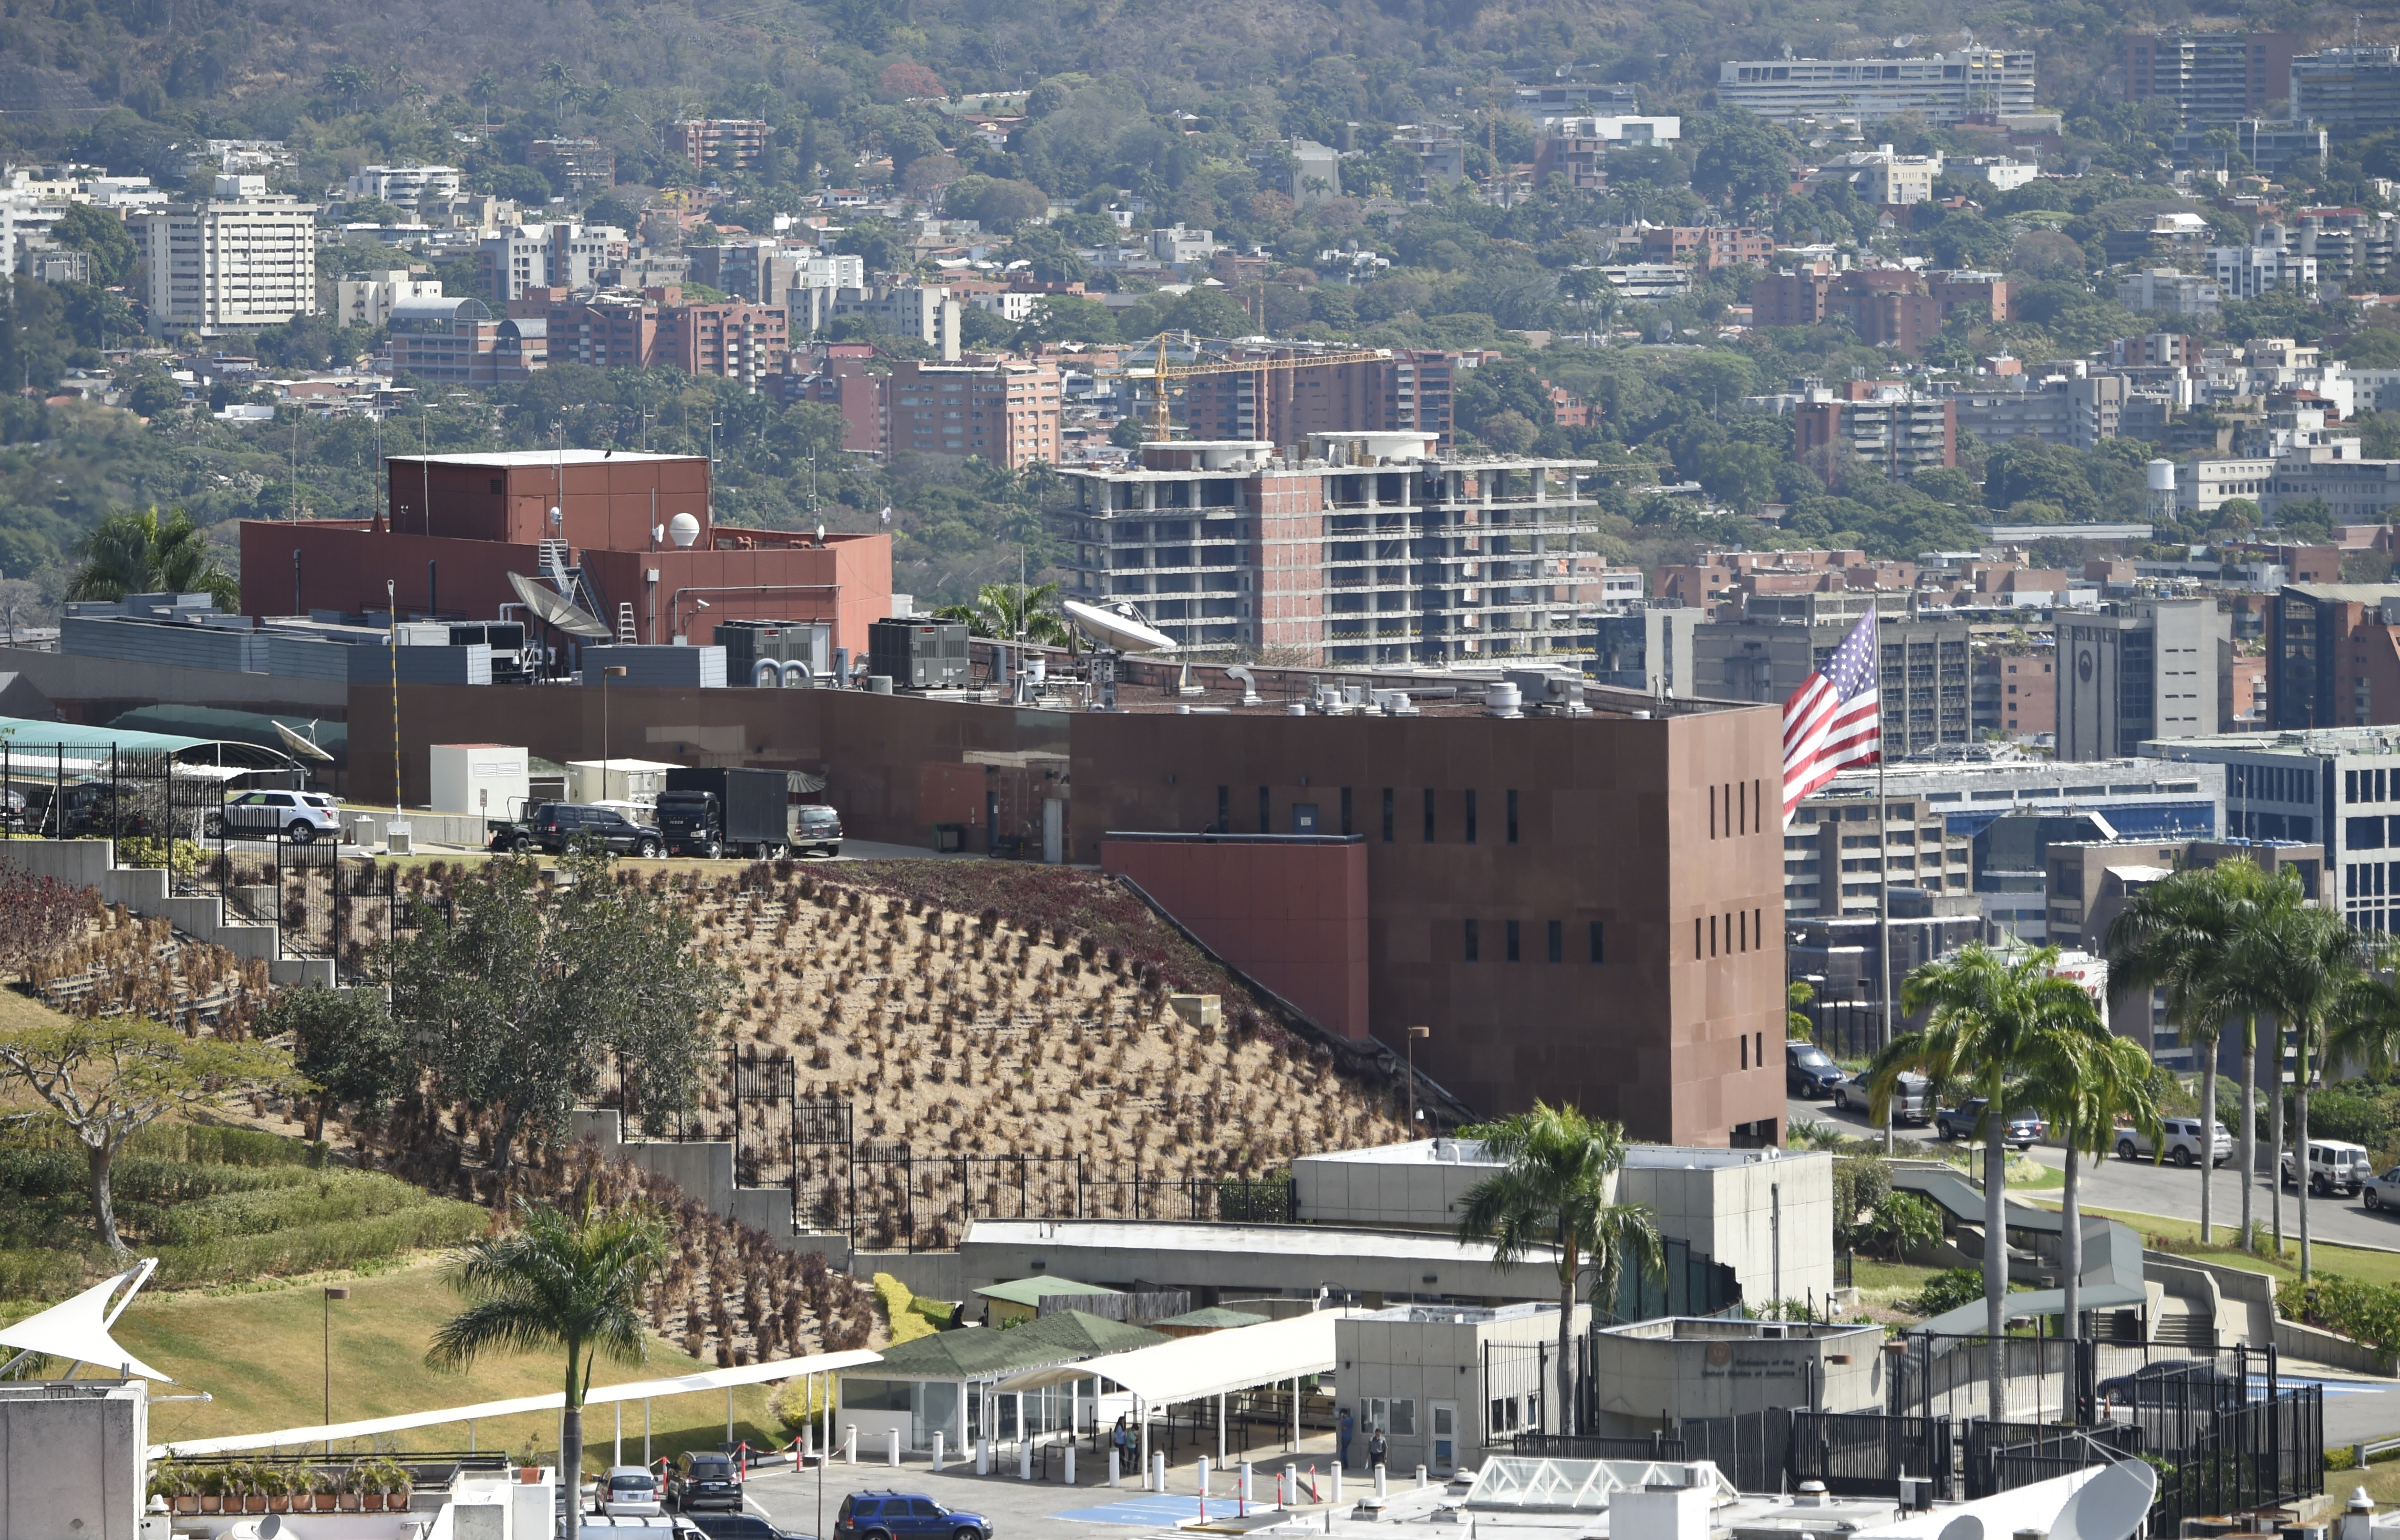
[
  {"left": 973, "top": 1276, "right": 1119, "bottom": 1308},
  {"left": 1151, "top": 1307, "right": 1269, "bottom": 1330},
  {"left": 857, "top": 1310, "right": 1162, "bottom": 1381}
]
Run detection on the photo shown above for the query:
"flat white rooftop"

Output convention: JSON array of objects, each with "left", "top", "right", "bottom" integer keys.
[
  {"left": 1298, "top": 1138, "right": 1797, "bottom": 1172},
  {"left": 963, "top": 1217, "right": 1556, "bottom": 1266},
  {"left": 385, "top": 450, "right": 699, "bottom": 466}
]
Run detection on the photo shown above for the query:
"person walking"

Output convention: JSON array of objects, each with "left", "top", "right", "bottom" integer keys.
[
  {"left": 1337, "top": 1408, "right": 1354, "bottom": 1470},
  {"left": 1111, "top": 1415, "right": 1128, "bottom": 1472},
  {"left": 1368, "top": 1426, "right": 1388, "bottom": 1472}
]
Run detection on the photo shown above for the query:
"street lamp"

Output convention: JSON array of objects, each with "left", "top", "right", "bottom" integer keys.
[
  {"left": 1405, "top": 1025, "right": 1430, "bottom": 1130},
  {"left": 323, "top": 1285, "right": 350, "bottom": 1453},
  {"left": 601, "top": 664, "right": 627, "bottom": 807}
]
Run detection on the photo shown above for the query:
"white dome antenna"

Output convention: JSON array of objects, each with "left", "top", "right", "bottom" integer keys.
[{"left": 668, "top": 512, "right": 701, "bottom": 548}]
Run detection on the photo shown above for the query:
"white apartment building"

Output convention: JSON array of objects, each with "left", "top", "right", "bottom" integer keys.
[
  {"left": 2178, "top": 458, "right": 2276, "bottom": 513},
  {"left": 1715, "top": 48, "right": 2035, "bottom": 125},
  {"left": 2271, "top": 442, "right": 2400, "bottom": 520},
  {"left": 131, "top": 176, "right": 317, "bottom": 335},
  {"left": 336, "top": 268, "right": 445, "bottom": 327},
  {"left": 478, "top": 226, "right": 551, "bottom": 301},
  {"left": 0, "top": 193, "right": 63, "bottom": 278},
  {"left": 1954, "top": 156, "right": 2039, "bottom": 190},
  {"left": 2118, "top": 268, "right": 2223, "bottom": 316},
  {"left": 965, "top": 290, "right": 1039, "bottom": 322},
  {"left": 344, "top": 164, "right": 462, "bottom": 212},
  {"left": 2210, "top": 238, "right": 2319, "bottom": 301},
  {"left": 827, "top": 283, "right": 962, "bottom": 360}
]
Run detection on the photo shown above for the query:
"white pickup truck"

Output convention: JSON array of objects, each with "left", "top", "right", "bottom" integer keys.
[{"left": 2113, "top": 1117, "right": 2232, "bottom": 1168}]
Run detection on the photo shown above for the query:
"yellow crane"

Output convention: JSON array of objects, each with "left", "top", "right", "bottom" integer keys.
[{"left": 1134, "top": 334, "right": 1394, "bottom": 441}]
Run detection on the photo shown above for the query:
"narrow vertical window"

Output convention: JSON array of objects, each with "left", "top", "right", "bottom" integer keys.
[
  {"left": 1341, "top": 787, "right": 1353, "bottom": 838},
  {"left": 1505, "top": 920, "right": 1520, "bottom": 962},
  {"left": 1465, "top": 919, "right": 1480, "bottom": 962},
  {"left": 1382, "top": 788, "right": 1394, "bottom": 843},
  {"left": 1709, "top": 914, "right": 1718, "bottom": 957},
  {"left": 1693, "top": 918, "right": 1701, "bottom": 959},
  {"left": 1258, "top": 786, "right": 1270, "bottom": 833},
  {"left": 1465, "top": 790, "right": 1478, "bottom": 844},
  {"left": 1507, "top": 790, "right": 1519, "bottom": 845},
  {"left": 1741, "top": 1035, "right": 1750, "bottom": 1069},
  {"left": 1217, "top": 785, "right": 1229, "bottom": 833},
  {"left": 1590, "top": 922, "right": 1604, "bottom": 963},
  {"left": 1710, "top": 784, "right": 1718, "bottom": 838},
  {"left": 1546, "top": 919, "right": 1561, "bottom": 962},
  {"left": 1424, "top": 789, "right": 1436, "bottom": 842}
]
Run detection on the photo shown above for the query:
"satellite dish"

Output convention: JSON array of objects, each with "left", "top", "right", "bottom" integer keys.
[
  {"left": 508, "top": 570, "right": 612, "bottom": 640},
  {"left": 1936, "top": 1516, "right": 1983, "bottom": 1540},
  {"left": 1062, "top": 598, "right": 1175, "bottom": 653},
  {"left": 272, "top": 721, "right": 335, "bottom": 763},
  {"left": 2054, "top": 1461, "right": 2158, "bottom": 1540}
]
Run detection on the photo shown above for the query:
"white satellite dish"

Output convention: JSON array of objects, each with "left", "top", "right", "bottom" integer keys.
[
  {"left": 1936, "top": 1515, "right": 1983, "bottom": 1540},
  {"left": 2053, "top": 1461, "right": 2158, "bottom": 1540},
  {"left": 508, "top": 570, "right": 612, "bottom": 640},
  {"left": 272, "top": 720, "right": 335, "bottom": 764},
  {"left": 1062, "top": 598, "right": 1175, "bottom": 653}
]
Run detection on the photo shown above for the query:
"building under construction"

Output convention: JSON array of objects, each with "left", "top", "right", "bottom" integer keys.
[{"left": 1057, "top": 432, "right": 1601, "bottom": 666}]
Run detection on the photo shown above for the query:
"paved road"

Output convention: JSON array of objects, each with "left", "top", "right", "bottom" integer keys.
[{"left": 1787, "top": 1093, "right": 2400, "bottom": 1254}]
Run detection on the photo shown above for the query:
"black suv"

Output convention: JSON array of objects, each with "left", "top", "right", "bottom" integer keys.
[
  {"left": 793, "top": 804, "right": 843, "bottom": 858},
  {"left": 683, "top": 1515, "right": 813, "bottom": 1540},
  {"left": 528, "top": 802, "right": 663, "bottom": 858},
  {"left": 833, "top": 1492, "right": 992, "bottom": 1540},
  {"left": 668, "top": 1452, "right": 742, "bottom": 1513},
  {"left": 1785, "top": 1040, "right": 1844, "bottom": 1098}
]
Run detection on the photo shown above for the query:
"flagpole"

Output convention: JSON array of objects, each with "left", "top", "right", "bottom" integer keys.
[{"left": 1877, "top": 607, "right": 1894, "bottom": 1157}]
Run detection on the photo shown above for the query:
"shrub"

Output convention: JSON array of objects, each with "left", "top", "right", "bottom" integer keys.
[
  {"left": 117, "top": 838, "right": 209, "bottom": 879},
  {"left": 150, "top": 1199, "right": 488, "bottom": 1286},
  {"left": 872, "top": 1272, "right": 937, "bottom": 1344},
  {"left": 1912, "top": 1268, "right": 1987, "bottom": 1317},
  {"left": 2279, "top": 1276, "right": 2400, "bottom": 1353}
]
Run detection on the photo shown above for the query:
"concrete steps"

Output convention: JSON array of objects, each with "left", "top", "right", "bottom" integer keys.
[{"left": 1, "top": 839, "right": 333, "bottom": 989}]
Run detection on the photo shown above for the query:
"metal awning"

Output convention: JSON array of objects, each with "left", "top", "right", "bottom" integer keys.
[{"left": 991, "top": 1310, "right": 1349, "bottom": 1406}]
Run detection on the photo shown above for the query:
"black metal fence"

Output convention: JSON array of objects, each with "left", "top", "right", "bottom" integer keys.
[
  {"left": 2151, "top": 1384, "right": 2322, "bottom": 1534},
  {"left": 1792, "top": 1411, "right": 1953, "bottom": 1499},
  {"left": 1512, "top": 1433, "right": 1688, "bottom": 1462},
  {"left": 1678, "top": 1409, "right": 1792, "bottom": 1496},
  {"left": 1965, "top": 1419, "right": 2144, "bottom": 1499}
]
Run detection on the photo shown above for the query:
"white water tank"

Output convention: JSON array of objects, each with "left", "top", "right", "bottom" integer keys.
[{"left": 2147, "top": 459, "right": 2176, "bottom": 493}]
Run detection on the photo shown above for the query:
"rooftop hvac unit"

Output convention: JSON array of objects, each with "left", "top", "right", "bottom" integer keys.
[{"left": 867, "top": 619, "right": 970, "bottom": 690}]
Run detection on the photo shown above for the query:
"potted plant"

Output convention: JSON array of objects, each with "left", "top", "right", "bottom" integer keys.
[
  {"left": 356, "top": 1461, "right": 385, "bottom": 1513},
  {"left": 149, "top": 1461, "right": 197, "bottom": 1515},
  {"left": 196, "top": 1467, "right": 224, "bottom": 1514},
  {"left": 242, "top": 1461, "right": 271, "bottom": 1515},
  {"left": 264, "top": 1464, "right": 291, "bottom": 1513},
  {"left": 336, "top": 1463, "right": 363, "bottom": 1512}
]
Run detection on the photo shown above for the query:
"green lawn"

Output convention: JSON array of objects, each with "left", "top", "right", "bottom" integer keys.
[
  {"left": 2022, "top": 1200, "right": 2400, "bottom": 1288},
  {"left": 121, "top": 1256, "right": 784, "bottom": 1469}
]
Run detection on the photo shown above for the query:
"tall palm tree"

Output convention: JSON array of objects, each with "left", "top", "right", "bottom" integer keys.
[
  {"left": 2232, "top": 902, "right": 2369, "bottom": 1279},
  {"left": 67, "top": 506, "right": 239, "bottom": 608},
  {"left": 2030, "top": 1031, "right": 2161, "bottom": 1337},
  {"left": 1456, "top": 1103, "right": 1662, "bottom": 1437},
  {"left": 1889, "top": 944, "right": 2102, "bottom": 1420},
  {"left": 2106, "top": 860, "right": 2299, "bottom": 1248},
  {"left": 427, "top": 1192, "right": 668, "bottom": 1540},
  {"left": 976, "top": 580, "right": 1069, "bottom": 646}
]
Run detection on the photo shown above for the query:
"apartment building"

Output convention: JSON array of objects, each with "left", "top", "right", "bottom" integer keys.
[
  {"left": 2179, "top": 459, "right": 2277, "bottom": 514},
  {"left": 2145, "top": 728, "right": 2400, "bottom": 934},
  {"left": 825, "top": 284, "right": 963, "bottom": 361},
  {"left": 550, "top": 224, "right": 629, "bottom": 292},
  {"left": 2270, "top": 442, "right": 2400, "bottom": 521},
  {"left": 2210, "top": 238, "right": 2319, "bottom": 301},
  {"left": 1973, "top": 643, "right": 2057, "bottom": 738},
  {"left": 2268, "top": 583, "right": 2400, "bottom": 730},
  {"left": 2126, "top": 30, "right": 2295, "bottom": 125},
  {"left": 1588, "top": 606, "right": 1700, "bottom": 695},
  {"left": 667, "top": 119, "right": 773, "bottom": 172},
  {"left": 516, "top": 286, "right": 668, "bottom": 370},
  {"left": 883, "top": 357, "right": 1061, "bottom": 469},
  {"left": 527, "top": 138, "right": 615, "bottom": 195},
  {"left": 656, "top": 300, "right": 789, "bottom": 386},
  {"left": 382, "top": 297, "right": 545, "bottom": 384},
  {"left": 2057, "top": 599, "right": 2227, "bottom": 761},
  {"left": 1782, "top": 791, "right": 1976, "bottom": 918},
  {"left": 130, "top": 177, "right": 317, "bottom": 335},
  {"left": 477, "top": 226, "right": 552, "bottom": 303},
  {"left": 1715, "top": 48, "right": 2035, "bottom": 125},
  {"left": 1636, "top": 226, "right": 1773, "bottom": 268},
  {"left": 2175, "top": 120, "right": 2328, "bottom": 176},
  {"left": 2292, "top": 47, "right": 2400, "bottom": 135},
  {"left": 1056, "top": 434, "right": 1597, "bottom": 665},
  {"left": 1794, "top": 383, "right": 1956, "bottom": 482},
  {"left": 343, "top": 164, "right": 461, "bottom": 212},
  {"left": 1949, "top": 374, "right": 2136, "bottom": 450},
  {"left": 2118, "top": 269, "right": 2224, "bottom": 317},
  {"left": 1693, "top": 614, "right": 1971, "bottom": 757},
  {"left": 783, "top": 348, "right": 886, "bottom": 457},
  {"left": 1182, "top": 348, "right": 1461, "bottom": 451},
  {"left": 1753, "top": 268, "right": 1957, "bottom": 353},
  {"left": 336, "top": 268, "right": 444, "bottom": 327}
]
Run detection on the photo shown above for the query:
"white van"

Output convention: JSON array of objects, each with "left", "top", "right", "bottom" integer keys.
[{"left": 2283, "top": 1139, "right": 2372, "bottom": 1196}]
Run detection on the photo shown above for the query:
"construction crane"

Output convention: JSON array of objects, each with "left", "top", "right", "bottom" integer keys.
[{"left": 1135, "top": 334, "right": 1394, "bottom": 442}]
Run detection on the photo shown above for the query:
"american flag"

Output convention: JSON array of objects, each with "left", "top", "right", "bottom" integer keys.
[{"left": 1782, "top": 609, "right": 1881, "bottom": 823}]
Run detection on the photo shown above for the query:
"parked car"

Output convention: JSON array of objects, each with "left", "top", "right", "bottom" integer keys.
[
  {"left": 683, "top": 1514, "right": 813, "bottom": 1540},
  {"left": 23, "top": 778, "right": 154, "bottom": 838},
  {"left": 528, "top": 802, "right": 664, "bottom": 858},
  {"left": 487, "top": 816, "right": 534, "bottom": 854},
  {"left": 0, "top": 785, "right": 24, "bottom": 831},
  {"left": 1935, "top": 1099, "right": 2044, "bottom": 1149},
  {"left": 2284, "top": 1139, "right": 2373, "bottom": 1195},
  {"left": 2114, "top": 1117, "right": 2232, "bottom": 1168},
  {"left": 1786, "top": 1040, "right": 1845, "bottom": 1098},
  {"left": 832, "top": 1492, "right": 992, "bottom": 1540},
  {"left": 599, "top": 1466, "right": 664, "bottom": 1517},
  {"left": 2364, "top": 1165, "right": 2400, "bottom": 1211},
  {"left": 2096, "top": 1359, "right": 2246, "bottom": 1410},
  {"left": 793, "top": 802, "right": 844, "bottom": 858},
  {"left": 667, "top": 1452, "right": 743, "bottom": 1513},
  {"left": 211, "top": 788, "right": 342, "bottom": 844},
  {"left": 1832, "top": 1070, "right": 1931, "bottom": 1125}
]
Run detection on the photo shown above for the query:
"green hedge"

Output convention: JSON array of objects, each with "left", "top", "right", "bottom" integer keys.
[
  {"left": 2279, "top": 1277, "right": 2400, "bottom": 1353},
  {"left": 151, "top": 1200, "right": 490, "bottom": 1286},
  {"left": 152, "top": 1171, "right": 432, "bottom": 1246},
  {"left": 0, "top": 1247, "right": 87, "bottom": 1299},
  {"left": 113, "top": 1160, "right": 324, "bottom": 1208}
]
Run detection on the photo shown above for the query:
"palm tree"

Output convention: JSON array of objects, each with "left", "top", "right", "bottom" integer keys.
[
  {"left": 2235, "top": 903, "right": 2373, "bottom": 1278},
  {"left": 2105, "top": 860, "right": 2296, "bottom": 1248},
  {"left": 2030, "top": 1031, "right": 2160, "bottom": 1336},
  {"left": 67, "top": 507, "right": 239, "bottom": 608},
  {"left": 1888, "top": 944, "right": 2102, "bottom": 1420},
  {"left": 976, "top": 580, "right": 1069, "bottom": 646},
  {"left": 427, "top": 1193, "right": 668, "bottom": 1539},
  {"left": 1456, "top": 1103, "right": 1662, "bottom": 1437}
]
